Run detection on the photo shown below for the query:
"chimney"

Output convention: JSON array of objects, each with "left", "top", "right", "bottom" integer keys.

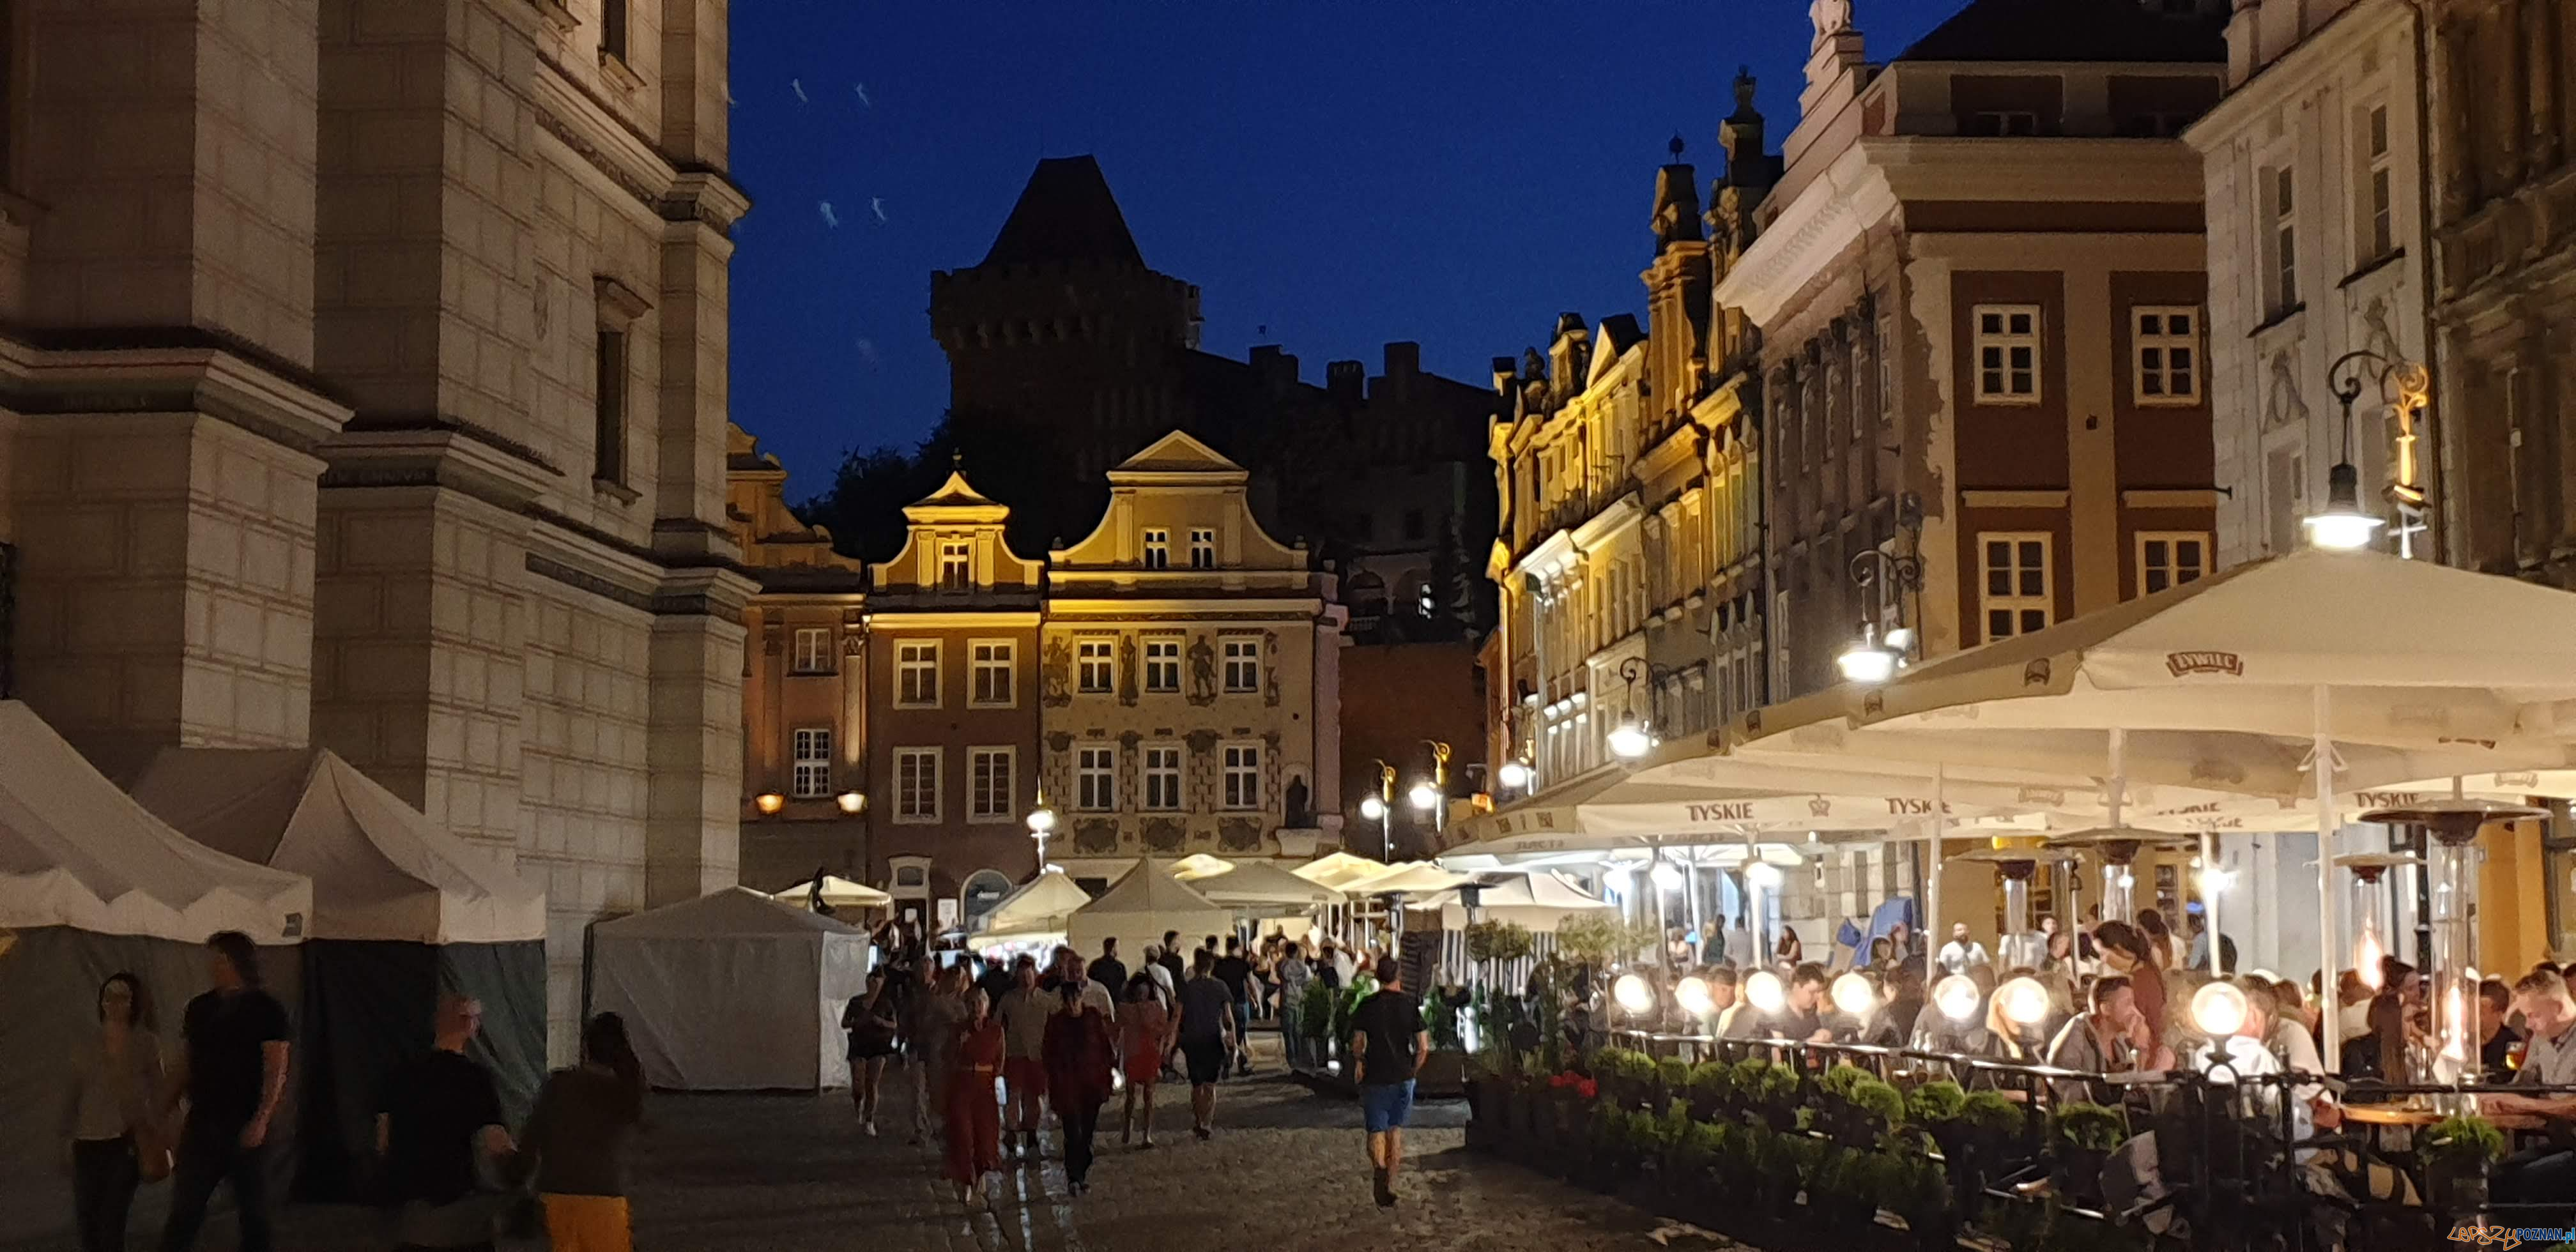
[
  {"left": 1326, "top": 360, "right": 1365, "bottom": 405},
  {"left": 1382, "top": 342, "right": 1420, "bottom": 404},
  {"left": 1250, "top": 344, "right": 1299, "bottom": 391}
]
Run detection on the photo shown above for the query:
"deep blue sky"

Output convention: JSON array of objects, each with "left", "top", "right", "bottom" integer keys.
[{"left": 728, "top": 1, "right": 1958, "bottom": 500}]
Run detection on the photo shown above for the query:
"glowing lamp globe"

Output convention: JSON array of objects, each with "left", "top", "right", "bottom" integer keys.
[
  {"left": 2303, "top": 464, "right": 2385, "bottom": 551},
  {"left": 835, "top": 790, "right": 866, "bottom": 814},
  {"left": 1675, "top": 976, "right": 1715, "bottom": 1017},
  {"left": 1745, "top": 970, "right": 1787, "bottom": 1016},
  {"left": 1744, "top": 861, "right": 1782, "bottom": 889},
  {"left": 1409, "top": 782, "right": 1440, "bottom": 811},
  {"left": 753, "top": 792, "right": 785, "bottom": 816},
  {"left": 1613, "top": 973, "right": 1656, "bottom": 1016},
  {"left": 1837, "top": 637, "right": 1900, "bottom": 685},
  {"left": 1831, "top": 972, "right": 1880, "bottom": 1017},
  {"left": 1933, "top": 974, "right": 1982, "bottom": 1023},
  {"left": 1997, "top": 977, "right": 2053, "bottom": 1027},
  {"left": 1358, "top": 795, "right": 1387, "bottom": 821},
  {"left": 1650, "top": 861, "right": 1683, "bottom": 892},
  {"left": 1497, "top": 760, "right": 1533, "bottom": 790},
  {"left": 1608, "top": 722, "right": 1653, "bottom": 760},
  {"left": 2191, "top": 980, "right": 2250, "bottom": 1037}
]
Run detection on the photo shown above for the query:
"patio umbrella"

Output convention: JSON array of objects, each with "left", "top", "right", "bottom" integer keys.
[
  {"left": 1166, "top": 853, "right": 1236, "bottom": 882},
  {"left": 1291, "top": 851, "right": 1391, "bottom": 890},
  {"left": 1185, "top": 860, "right": 1344, "bottom": 908},
  {"left": 771, "top": 875, "right": 893, "bottom": 912}
]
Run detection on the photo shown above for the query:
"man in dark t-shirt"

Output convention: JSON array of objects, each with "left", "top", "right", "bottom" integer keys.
[
  {"left": 378, "top": 995, "right": 513, "bottom": 1249},
  {"left": 1350, "top": 956, "right": 1427, "bottom": 1209},
  {"left": 1176, "top": 950, "right": 1237, "bottom": 1140},
  {"left": 1087, "top": 938, "right": 1129, "bottom": 1008},
  {"left": 1213, "top": 938, "right": 1255, "bottom": 1074},
  {"left": 161, "top": 931, "right": 292, "bottom": 1252}
]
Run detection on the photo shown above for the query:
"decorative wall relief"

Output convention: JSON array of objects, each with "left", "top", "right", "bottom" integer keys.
[
  {"left": 1186, "top": 634, "right": 1216, "bottom": 705},
  {"left": 1041, "top": 637, "right": 1073, "bottom": 707},
  {"left": 1119, "top": 634, "right": 1138, "bottom": 706},
  {"left": 1073, "top": 818, "right": 1119, "bottom": 855},
  {"left": 1141, "top": 816, "right": 1186, "bottom": 853},
  {"left": 1217, "top": 817, "right": 1264, "bottom": 852},
  {"left": 1184, "top": 729, "right": 1219, "bottom": 756},
  {"left": 1262, "top": 630, "right": 1282, "bottom": 706}
]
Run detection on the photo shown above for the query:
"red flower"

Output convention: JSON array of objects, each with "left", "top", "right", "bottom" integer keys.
[
  {"left": 1549, "top": 1072, "right": 1575, "bottom": 1088},
  {"left": 1575, "top": 1079, "right": 1599, "bottom": 1101}
]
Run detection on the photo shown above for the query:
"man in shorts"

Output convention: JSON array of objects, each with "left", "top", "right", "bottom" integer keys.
[
  {"left": 1176, "top": 949, "right": 1236, "bottom": 1140},
  {"left": 995, "top": 956, "right": 1052, "bottom": 1159},
  {"left": 1350, "top": 956, "right": 1427, "bottom": 1208}
]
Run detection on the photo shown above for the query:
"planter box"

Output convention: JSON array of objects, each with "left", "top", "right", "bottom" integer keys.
[{"left": 1416, "top": 1049, "right": 1468, "bottom": 1098}]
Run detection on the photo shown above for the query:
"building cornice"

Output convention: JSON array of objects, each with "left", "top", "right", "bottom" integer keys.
[
  {"left": 1567, "top": 492, "right": 1643, "bottom": 551},
  {"left": 864, "top": 611, "right": 1044, "bottom": 629},
  {"left": 1713, "top": 142, "right": 1894, "bottom": 327},
  {"left": 2186, "top": 0, "right": 2409, "bottom": 148}
]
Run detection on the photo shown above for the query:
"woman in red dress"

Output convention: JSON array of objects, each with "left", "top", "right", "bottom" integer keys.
[
  {"left": 1041, "top": 983, "right": 1117, "bottom": 1195},
  {"left": 1117, "top": 972, "right": 1171, "bottom": 1148},
  {"left": 944, "top": 989, "right": 1005, "bottom": 1206}
]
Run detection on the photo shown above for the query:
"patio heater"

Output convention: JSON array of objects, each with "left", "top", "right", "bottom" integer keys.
[
  {"left": 2331, "top": 851, "right": 2423, "bottom": 993},
  {"left": 2044, "top": 828, "right": 2189, "bottom": 926},
  {"left": 2359, "top": 800, "right": 2544, "bottom": 1091},
  {"left": 1951, "top": 845, "right": 2078, "bottom": 969}
]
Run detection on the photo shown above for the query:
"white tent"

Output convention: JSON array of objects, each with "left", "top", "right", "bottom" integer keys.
[
  {"left": 126, "top": 746, "right": 549, "bottom": 1197},
  {"left": 591, "top": 888, "right": 871, "bottom": 1091},
  {"left": 1340, "top": 861, "right": 1473, "bottom": 897},
  {"left": 970, "top": 870, "right": 1096, "bottom": 948},
  {"left": 1417, "top": 871, "right": 1615, "bottom": 933},
  {"left": 1292, "top": 851, "right": 1390, "bottom": 890},
  {"left": 1166, "top": 853, "right": 1236, "bottom": 881},
  {"left": 1185, "top": 859, "right": 1344, "bottom": 909},
  {"left": 1065, "top": 860, "right": 1231, "bottom": 965},
  {"left": 772, "top": 874, "right": 894, "bottom": 913}
]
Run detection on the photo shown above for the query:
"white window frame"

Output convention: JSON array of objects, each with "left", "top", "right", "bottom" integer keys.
[
  {"left": 2131, "top": 306, "right": 2201, "bottom": 406},
  {"left": 894, "top": 639, "right": 940, "bottom": 708},
  {"left": 1076, "top": 745, "right": 1117, "bottom": 812},
  {"left": 1142, "top": 529, "right": 1170, "bottom": 569},
  {"left": 1970, "top": 305, "right": 2041, "bottom": 405},
  {"left": 2269, "top": 165, "right": 2299, "bottom": 314},
  {"left": 2361, "top": 102, "right": 2395, "bottom": 263},
  {"left": 1978, "top": 532, "right": 2055, "bottom": 642},
  {"left": 967, "top": 746, "right": 1015, "bottom": 823},
  {"left": 1221, "top": 743, "right": 1262, "bottom": 811},
  {"left": 1143, "top": 637, "right": 1181, "bottom": 692},
  {"left": 968, "top": 638, "right": 1015, "bottom": 708},
  {"left": 791, "top": 727, "right": 832, "bottom": 798},
  {"left": 1076, "top": 638, "right": 1116, "bottom": 693},
  {"left": 1221, "top": 637, "right": 1259, "bottom": 693},
  {"left": 790, "top": 627, "right": 834, "bottom": 675},
  {"left": 2136, "top": 531, "right": 2211, "bottom": 597},
  {"left": 938, "top": 538, "right": 972, "bottom": 591},
  {"left": 893, "top": 747, "right": 942, "bottom": 823},
  {"left": 1188, "top": 528, "right": 1216, "bottom": 569},
  {"left": 1142, "top": 744, "right": 1183, "bottom": 811}
]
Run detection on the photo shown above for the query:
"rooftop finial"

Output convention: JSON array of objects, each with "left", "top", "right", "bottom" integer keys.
[
  {"left": 951, "top": 449, "right": 964, "bottom": 471},
  {"left": 1669, "top": 134, "right": 1687, "bottom": 162},
  {"left": 1735, "top": 66, "right": 1758, "bottom": 110}
]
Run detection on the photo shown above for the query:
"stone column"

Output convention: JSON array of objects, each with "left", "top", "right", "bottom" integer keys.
[{"left": 643, "top": 567, "right": 753, "bottom": 906}]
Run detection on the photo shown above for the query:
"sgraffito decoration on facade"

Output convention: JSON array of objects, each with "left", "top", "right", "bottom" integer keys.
[
  {"left": 1073, "top": 818, "right": 1119, "bottom": 855},
  {"left": 1119, "top": 634, "right": 1138, "bottom": 706},
  {"left": 1142, "top": 816, "right": 1186, "bottom": 853},
  {"left": 1041, "top": 637, "right": 1073, "bottom": 706},
  {"left": 1218, "top": 816, "right": 1263, "bottom": 851},
  {"left": 1187, "top": 634, "right": 1217, "bottom": 705},
  {"left": 1262, "top": 630, "right": 1282, "bottom": 706}
]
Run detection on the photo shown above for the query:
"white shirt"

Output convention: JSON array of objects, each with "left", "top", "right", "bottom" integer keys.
[
  {"left": 1938, "top": 939, "right": 1991, "bottom": 976},
  {"left": 1146, "top": 961, "right": 1176, "bottom": 1000},
  {"left": 1997, "top": 931, "right": 2045, "bottom": 971}
]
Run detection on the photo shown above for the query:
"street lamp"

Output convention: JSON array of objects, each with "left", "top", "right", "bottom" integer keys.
[
  {"left": 834, "top": 790, "right": 867, "bottom": 814},
  {"left": 1412, "top": 740, "right": 1453, "bottom": 839},
  {"left": 2304, "top": 351, "right": 2421, "bottom": 551},
  {"left": 1025, "top": 789, "right": 1057, "bottom": 874},
  {"left": 1407, "top": 782, "right": 1439, "bottom": 810},
  {"left": 1841, "top": 511, "right": 1924, "bottom": 684},
  {"left": 1360, "top": 761, "right": 1395, "bottom": 860},
  {"left": 1836, "top": 620, "right": 1903, "bottom": 685},
  {"left": 1610, "top": 659, "right": 1668, "bottom": 761},
  {"left": 753, "top": 791, "right": 785, "bottom": 816},
  {"left": 1496, "top": 759, "right": 1533, "bottom": 791}
]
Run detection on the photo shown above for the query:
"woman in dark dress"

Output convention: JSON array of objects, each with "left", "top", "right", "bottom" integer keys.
[
  {"left": 841, "top": 970, "right": 900, "bottom": 1136},
  {"left": 1041, "top": 982, "right": 1117, "bottom": 1195}
]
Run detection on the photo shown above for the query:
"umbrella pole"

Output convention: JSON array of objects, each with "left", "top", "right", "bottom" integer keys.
[
  {"left": 2316, "top": 685, "right": 2343, "bottom": 1069},
  {"left": 1925, "top": 763, "right": 1945, "bottom": 981},
  {"left": 2200, "top": 828, "right": 2223, "bottom": 975}
]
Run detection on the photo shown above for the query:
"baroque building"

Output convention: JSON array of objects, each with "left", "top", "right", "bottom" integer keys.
[
  {"left": 2189, "top": 0, "right": 2437, "bottom": 569},
  {"left": 0, "top": 0, "right": 751, "bottom": 1062}
]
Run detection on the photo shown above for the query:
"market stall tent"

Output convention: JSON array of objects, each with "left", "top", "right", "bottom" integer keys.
[
  {"left": 1065, "top": 860, "right": 1231, "bottom": 966},
  {"left": 970, "top": 869, "right": 1096, "bottom": 949},
  {"left": 1291, "top": 851, "right": 1390, "bottom": 890},
  {"left": 125, "top": 746, "right": 548, "bottom": 1198},
  {"left": 590, "top": 888, "right": 871, "bottom": 1090},
  {"left": 1416, "top": 870, "right": 1615, "bottom": 933},
  {"left": 0, "top": 701, "right": 312, "bottom": 1242},
  {"left": 772, "top": 874, "right": 895, "bottom": 913},
  {"left": 1184, "top": 859, "right": 1346, "bottom": 909}
]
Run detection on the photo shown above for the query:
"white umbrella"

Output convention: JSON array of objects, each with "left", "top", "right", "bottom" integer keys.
[
  {"left": 1291, "top": 851, "right": 1391, "bottom": 890},
  {"left": 1166, "top": 853, "right": 1236, "bottom": 882},
  {"left": 772, "top": 875, "right": 893, "bottom": 912},
  {"left": 1187, "top": 860, "right": 1344, "bottom": 908}
]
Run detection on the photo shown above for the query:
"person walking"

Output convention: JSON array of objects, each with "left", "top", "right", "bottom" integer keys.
[
  {"left": 1176, "top": 950, "right": 1236, "bottom": 1140},
  {"left": 158, "top": 931, "right": 291, "bottom": 1252},
  {"left": 1275, "top": 942, "right": 1312, "bottom": 1071},
  {"left": 1214, "top": 937, "right": 1255, "bottom": 1074},
  {"left": 841, "top": 970, "right": 900, "bottom": 1136},
  {"left": 1087, "top": 939, "right": 1129, "bottom": 1006},
  {"left": 1157, "top": 932, "right": 1185, "bottom": 989},
  {"left": 995, "top": 957, "right": 1052, "bottom": 1159},
  {"left": 516, "top": 1012, "right": 645, "bottom": 1252},
  {"left": 1041, "top": 981, "right": 1116, "bottom": 1195},
  {"left": 943, "top": 989, "right": 1006, "bottom": 1207},
  {"left": 64, "top": 972, "right": 165, "bottom": 1252},
  {"left": 1350, "top": 957, "right": 1427, "bottom": 1209},
  {"left": 1117, "top": 972, "right": 1171, "bottom": 1148},
  {"left": 908, "top": 966, "right": 969, "bottom": 1147},
  {"left": 378, "top": 995, "right": 512, "bottom": 1252}
]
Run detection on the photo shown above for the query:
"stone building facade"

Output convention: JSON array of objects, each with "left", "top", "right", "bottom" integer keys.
[
  {"left": 1, "top": 0, "right": 753, "bottom": 1063},
  {"left": 2189, "top": 0, "right": 2436, "bottom": 570}
]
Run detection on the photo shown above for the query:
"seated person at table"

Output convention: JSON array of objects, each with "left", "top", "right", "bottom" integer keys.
[
  {"left": 1703, "top": 968, "right": 1758, "bottom": 1040},
  {"left": 1829, "top": 971, "right": 1903, "bottom": 1046},
  {"left": 2045, "top": 975, "right": 2174, "bottom": 1102},
  {"left": 2339, "top": 993, "right": 2416, "bottom": 1085},
  {"left": 1883, "top": 965, "right": 1926, "bottom": 1042},
  {"left": 1757, "top": 964, "right": 1832, "bottom": 1043},
  {"left": 2485, "top": 970, "right": 2576, "bottom": 1221},
  {"left": 2478, "top": 977, "right": 2523, "bottom": 1083}
]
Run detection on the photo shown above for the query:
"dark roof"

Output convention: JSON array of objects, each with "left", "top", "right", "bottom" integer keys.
[
  {"left": 1899, "top": 0, "right": 2224, "bottom": 63},
  {"left": 981, "top": 156, "right": 1147, "bottom": 268}
]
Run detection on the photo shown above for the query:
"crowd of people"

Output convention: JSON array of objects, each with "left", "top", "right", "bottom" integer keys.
[
  {"left": 846, "top": 928, "right": 1426, "bottom": 1209},
  {"left": 57, "top": 931, "right": 646, "bottom": 1252}
]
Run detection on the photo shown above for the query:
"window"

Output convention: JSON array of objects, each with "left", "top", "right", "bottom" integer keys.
[
  {"left": 894, "top": 640, "right": 939, "bottom": 707},
  {"left": 1968, "top": 111, "right": 2039, "bottom": 136},
  {"left": 1144, "top": 637, "right": 1181, "bottom": 692},
  {"left": 1971, "top": 305, "right": 2041, "bottom": 404},
  {"left": 790, "top": 627, "right": 834, "bottom": 675},
  {"left": 2269, "top": 165, "right": 2299, "bottom": 313},
  {"left": 600, "top": 0, "right": 629, "bottom": 61},
  {"left": 593, "top": 328, "right": 627, "bottom": 483},
  {"left": 1142, "top": 529, "right": 1170, "bottom": 569},
  {"left": 2361, "top": 104, "right": 2395, "bottom": 261},
  {"left": 1222, "top": 744, "right": 1262, "bottom": 810},
  {"left": 969, "top": 639, "right": 1014, "bottom": 706},
  {"left": 791, "top": 728, "right": 832, "bottom": 798},
  {"left": 1077, "top": 746, "right": 1117, "bottom": 811},
  {"left": 894, "top": 747, "right": 940, "bottom": 822},
  {"left": 939, "top": 540, "right": 971, "bottom": 591},
  {"left": 2132, "top": 307, "right": 2200, "bottom": 405},
  {"left": 2136, "top": 532, "right": 2209, "bottom": 597},
  {"left": 1077, "top": 639, "right": 1115, "bottom": 693},
  {"left": 1188, "top": 528, "right": 1215, "bottom": 569},
  {"left": 968, "top": 747, "right": 1015, "bottom": 821},
  {"left": 1222, "top": 637, "right": 1259, "bottom": 692},
  {"left": 1979, "top": 533, "right": 2054, "bottom": 641},
  {"left": 1144, "top": 745, "right": 1183, "bottom": 811}
]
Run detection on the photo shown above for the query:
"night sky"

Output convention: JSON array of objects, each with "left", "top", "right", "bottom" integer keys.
[{"left": 727, "top": 1, "right": 1959, "bottom": 500}]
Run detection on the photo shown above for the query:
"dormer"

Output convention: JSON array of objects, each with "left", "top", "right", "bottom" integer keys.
[{"left": 869, "top": 466, "right": 1043, "bottom": 598}]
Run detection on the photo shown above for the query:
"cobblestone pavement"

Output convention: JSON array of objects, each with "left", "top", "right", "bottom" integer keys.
[{"left": 15, "top": 1036, "right": 1755, "bottom": 1251}]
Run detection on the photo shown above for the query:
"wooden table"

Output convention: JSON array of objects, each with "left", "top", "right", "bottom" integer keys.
[{"left": 2342, "top": 1103, "right": 2543, "bottom": 1130}]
